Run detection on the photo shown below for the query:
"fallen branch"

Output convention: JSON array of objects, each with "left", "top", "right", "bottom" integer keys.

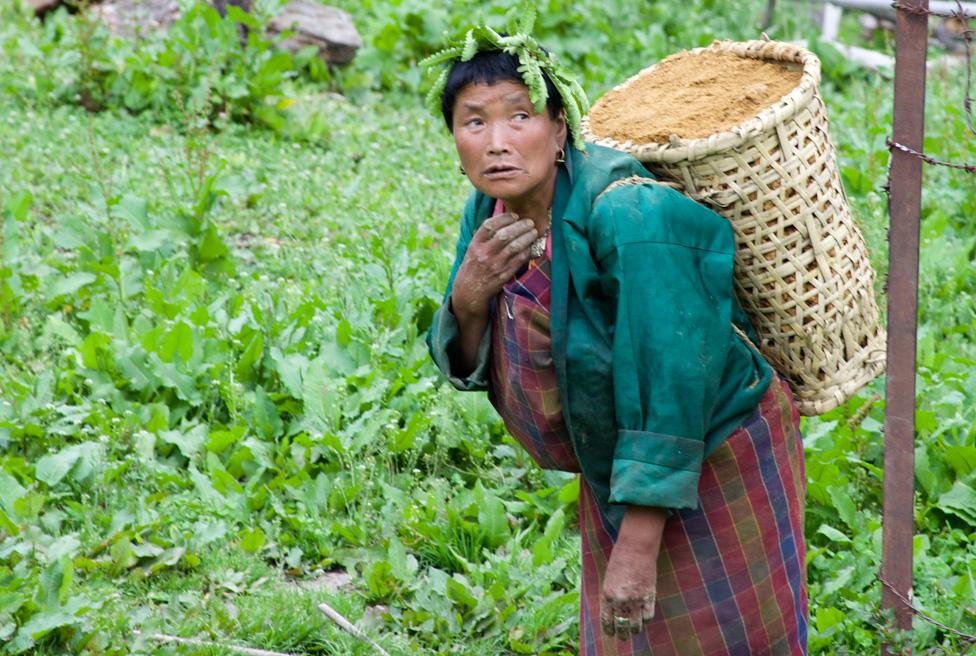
[
  {"left": 133, "top": 630, "right": 299, "bottom": 656},
  {"left": 317, "top": 602, "right": 392, "bottom": 656}
]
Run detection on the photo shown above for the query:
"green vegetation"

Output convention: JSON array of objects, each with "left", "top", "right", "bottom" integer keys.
[{"left": 0, "top": 0, "right": 974, "bottom": 653}]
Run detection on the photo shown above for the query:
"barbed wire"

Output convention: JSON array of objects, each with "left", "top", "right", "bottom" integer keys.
[
  {"left": 886, "top": 138, "right": 976, "bottom": 171},
  {"left": 885, "top": 1, "right": 976, "bottom": 194},
  {"left": 879, "top": 575, "right": 976, "bottom": 644}
]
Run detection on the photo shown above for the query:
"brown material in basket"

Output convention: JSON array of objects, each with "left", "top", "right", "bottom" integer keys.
[
  {"left": 587, "top": 51, "right": 803, "bottom": 143},
  {"left": 582, "top": 39, "right": 886, "bottom": 416}
]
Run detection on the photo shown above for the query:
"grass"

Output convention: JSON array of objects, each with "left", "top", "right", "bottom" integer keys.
[{"left": 1, "top": 1, "right": 976, "bottom": 653}]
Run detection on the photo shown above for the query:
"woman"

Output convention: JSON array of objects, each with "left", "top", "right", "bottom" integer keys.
[{"left": 425, "top": 32, "right": 808, "bottom": 655}]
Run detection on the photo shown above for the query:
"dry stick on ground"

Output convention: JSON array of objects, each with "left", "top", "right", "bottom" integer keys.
[
  {"left": 133, "top": 630, "right": 300, "bottom": 656},
  {"left": 317, "top": 602, "right": 392, "bottom": 656}
]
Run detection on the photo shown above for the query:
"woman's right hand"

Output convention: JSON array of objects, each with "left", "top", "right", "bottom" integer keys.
[
  {"left": 451, "top": 212, "right": 538, "bottom": 320},
  {"left": 448, "top": 212, "right": 537, "bottom": 376}
]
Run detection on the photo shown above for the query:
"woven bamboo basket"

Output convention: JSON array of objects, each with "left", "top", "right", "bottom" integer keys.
[{"left": 581, "top": 38, "right": 886, "bottom": 415}]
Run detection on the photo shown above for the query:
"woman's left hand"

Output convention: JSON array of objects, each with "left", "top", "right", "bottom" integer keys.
[{"left": 601, "top": 505, "right": 667, "bottom": 640}]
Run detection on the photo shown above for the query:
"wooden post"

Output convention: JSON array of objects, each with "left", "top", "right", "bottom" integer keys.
[{"left": 882, "top": 0, "right": 928, "bottom": 650}]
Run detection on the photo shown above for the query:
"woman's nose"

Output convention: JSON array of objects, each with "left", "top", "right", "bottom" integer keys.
[{"left": 487, "top": 123, "right": 511, "bottom": 154}]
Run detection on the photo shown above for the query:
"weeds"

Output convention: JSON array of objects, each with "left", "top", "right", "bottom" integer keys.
[{"left": 0, "top": 1, "right": 974, "bottom": 654}]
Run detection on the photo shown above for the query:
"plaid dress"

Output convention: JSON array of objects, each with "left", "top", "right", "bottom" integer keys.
[
  {"left": 579, "top": 377, "right": 808, "bottom": 655},
  {"left": 489, "top": 230, "right": 579, "bottom": 473},
  {"left": 487, "top": 207, "right": 807, "bottom": 656}
]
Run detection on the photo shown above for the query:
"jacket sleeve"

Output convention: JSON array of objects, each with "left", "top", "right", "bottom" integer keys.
[
  {"left": 594, "top": 185, "right": 736, "bottom": 510},
  {"left": 426, "top": 193, "right": 491, "bottom": 391}
]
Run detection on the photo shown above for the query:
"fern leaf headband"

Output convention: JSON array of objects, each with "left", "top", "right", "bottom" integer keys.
[{"left": 419, "top": 8, "right": 589, "bottom": 151}]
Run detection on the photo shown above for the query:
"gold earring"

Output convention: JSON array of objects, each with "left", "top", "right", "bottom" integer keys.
[
  {"left": 555, "top": 148, "right": 565, "bottom": 164},
  {"left": 459, "top": 164, "right": 467, "bottom": 175}
]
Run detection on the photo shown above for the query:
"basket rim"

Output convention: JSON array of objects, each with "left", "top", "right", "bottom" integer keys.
[{"left": 581, "top": 38, "right": 823, "bottom": 164}]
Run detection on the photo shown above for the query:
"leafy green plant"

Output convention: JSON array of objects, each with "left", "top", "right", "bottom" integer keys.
[{"left": 1, "top": 1, "right": 975, "bottom": 653}]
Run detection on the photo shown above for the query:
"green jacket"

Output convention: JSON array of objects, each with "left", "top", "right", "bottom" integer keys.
[{"left": 428, "top": 143, "right": 772, "bottom": 528}]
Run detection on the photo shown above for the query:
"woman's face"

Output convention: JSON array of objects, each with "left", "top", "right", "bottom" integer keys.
[{"left": 451, "top": 80, "right": 567, "bottom": 209}]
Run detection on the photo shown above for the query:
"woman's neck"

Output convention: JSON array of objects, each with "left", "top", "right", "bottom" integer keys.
[{"left": 506, "top": 180, "right": 556, "bottom": 231}]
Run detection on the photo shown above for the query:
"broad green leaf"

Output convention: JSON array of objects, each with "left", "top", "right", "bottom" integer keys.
[
  {"left": 188, "top": 467, "right": 227, "bottom": 509},
  {"left": 475, "top": 482, "right": 508, "bottom": 549},
  {"left": 158, "top": 424, "right": 208, "bottom": 459},
  {"left": 76, "top": 296, "right": 116, "bottom": 334},
  {"left": 944, "top": 446, "right": 976, "bottom": 478},
  {"left": 39, "top": 558, "right": 72, "bottom": 608},
  {"left": 239, "top": 527, "right": 265, "bottom": 553},
  {"left": 827, "top": 486, "right": 858, "bottom": 531},
  {"left": 126, "top": 229, "right": 184, "bottom": 252},
  {"left": 2, "top": 215, "right": 20, "bottom": 262},
  {"left": 0, "top": 509, "right": 19, "bottom": 535},
  {"left": 159, "top": 320, "right": 194, "bottom": 363},
  {"left": 915, "top": 443, "right": 952, "bottom": 499},
  {"left": 47, "top": 272, "right": 97, "bottom": 300},
  {"left": 938, "top": 481, "right": 976, "bottom": 526},
  {"left": 302, "top": 355, "right": 342, "bottom": 431},
  {"left": 46, "top": 534, "right": 81, "bottom": 564},
  {"left": 198, "top": 222, "right": 230, "bottom": 262},
  {"left": 9, "top": 608, "right": 79, "bottom": 653},
  {"left": 558, "top": 477, "right": 580, "bottom": 505},
  {"left": 0, "top": 472, "right": 26, "bottom": 516},
  {"left": 110, "top": 538, "right": 136, "bottom": 571},
  {"left": 35, "top": 444, "right": 87, "bottom": 487},
  {"left": 251, "top": 386, "right": 282, "bottom": 439},
  {"left": 114, "top": 194, "right": 150, "bottom": 231},
  {"left": 0, "top": 592, "right": 26, "bottom": 615},
  {"left": 815, "top": 606, "right": 847, "bottom": 633},
  {"left": 816, "top": 524, "right": 851, "bottom": 544},
  {"left": 151, "top": 358, "right": 202, "bottom": 404},
  {"left": 43, "top": 314, "right": 81, "bottom": 347},
  {"left": 207, "top": 426, "right": 245, "bottom": 454},
  {"left": 447, "top": 575, "right": 478, "bottom": 610},
  {"left": 235, "top": 330, "right": 264, "bottom": 379},
  {"left": 270, "top": 349, "right": 309, "bottom": 399}
]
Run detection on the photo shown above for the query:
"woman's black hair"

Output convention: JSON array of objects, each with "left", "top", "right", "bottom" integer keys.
[{"left": 440, "top": 49, "right": 564, "bottom": 132}]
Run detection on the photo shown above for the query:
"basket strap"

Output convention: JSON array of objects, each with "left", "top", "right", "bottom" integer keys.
[
  {"left": 731, "top": 322, "right": 762, "bottom": 357},
  {"left": 593, "top": 175, "right": 681, "bottom": 205}
]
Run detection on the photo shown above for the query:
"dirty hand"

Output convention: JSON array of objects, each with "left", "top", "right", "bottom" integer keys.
[
  {"left": 450, "top": 212, "right": 538, "bottom": 319},
  {"left": 600, "top": 506, "right": 667, "bottom": 641}
]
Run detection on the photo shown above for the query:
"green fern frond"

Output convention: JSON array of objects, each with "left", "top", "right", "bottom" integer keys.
[
  {"left": 424, "top": 65, "right": 450, "bottom": 114},
  {"left": 518, "top": 58, "right": 546, "bottom": 112},
  {"left": 517, "top": 4, "right": 537, "bottom": 34},
  {"left": 419, "top": 15, "right": 591, "bottom": 150},
  {"left": 419, "top": 45, "right": 463, "bottom": 71},
  {"left": 482, "top": 26, "right": 505, "bottom": 47},
  {"left": 461, "top": 29, "right": 478, "bottom": 61}
]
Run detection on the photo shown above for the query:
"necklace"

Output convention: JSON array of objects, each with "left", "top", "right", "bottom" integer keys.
[{"left": 529, "top": 208, "right": 552, "bottom": 259}]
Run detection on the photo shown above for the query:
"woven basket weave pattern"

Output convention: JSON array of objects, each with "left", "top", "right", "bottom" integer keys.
[{"left": 582, "top": 40, "right": 885, "bottom": 415}]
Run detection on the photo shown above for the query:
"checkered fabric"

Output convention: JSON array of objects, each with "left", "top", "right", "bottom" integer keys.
[
  {"left": 489, "top": 229, "right": 579, "bottom": 473},
  {"left": 579, "top": 376, "right": 808, "bottom": 655}
]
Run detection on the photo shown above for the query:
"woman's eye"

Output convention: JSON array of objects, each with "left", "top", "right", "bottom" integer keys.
[
  {"left": 465, "top": 117, "right": 484, "bottom": 127},
  {"left": 513, "top": 112, "right": 530, "bottom": 121}
]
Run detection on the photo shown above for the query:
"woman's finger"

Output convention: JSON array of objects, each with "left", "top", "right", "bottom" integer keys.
[
  {"left": 503, "top": 229, "right": 538, "bottom": 260},
  {"left": 490, "top": 219, "right": 535, "bottom": 249},
  {"left": 641, "top": 594, "right": 656, "bottom": 622},
  {"left": 614, "top": 614, "right": 639, "bottom": 641},
  {"left": 479, "top": 211, "right": 521, "bottom": 239},
  {"left": 599, "top": 606, "right": 615, "bottom": 637},
  {"left": 603, "top": 598, "right": 643, "bottom": 642}
]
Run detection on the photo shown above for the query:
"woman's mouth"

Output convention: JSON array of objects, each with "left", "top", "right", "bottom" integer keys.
[{"left": 483, "top": 165, "right": 521, "bottom": 179}]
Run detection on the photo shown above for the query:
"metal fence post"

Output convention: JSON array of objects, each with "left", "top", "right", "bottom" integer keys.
[{"left": 882, "top": 0, "right": 928, "bottom": 650}]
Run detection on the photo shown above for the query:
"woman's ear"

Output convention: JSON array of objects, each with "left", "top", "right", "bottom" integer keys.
[{"left": 555, "top": 110, "right": 568, "bottom": 147}]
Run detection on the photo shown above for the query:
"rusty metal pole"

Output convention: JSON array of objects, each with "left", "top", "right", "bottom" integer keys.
[{"left": 882, "top": 0, "right": 928, "bottom": 648}]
